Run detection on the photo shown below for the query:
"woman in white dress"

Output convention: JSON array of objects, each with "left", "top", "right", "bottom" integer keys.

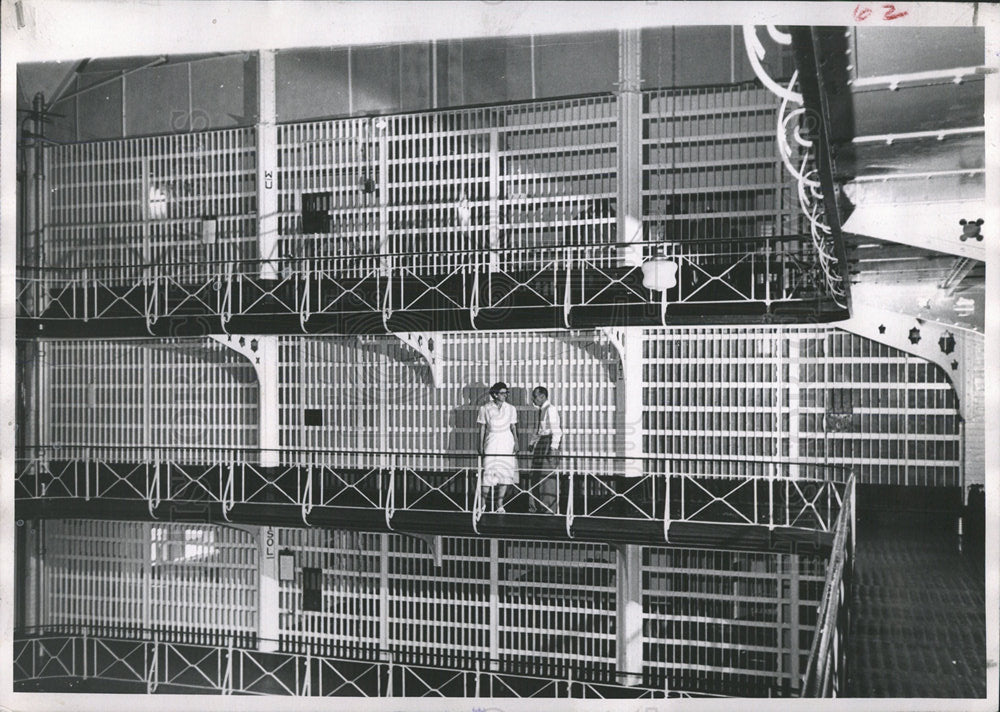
[{"left": 477, "top": 381, "right": 519, "bottom": 513}]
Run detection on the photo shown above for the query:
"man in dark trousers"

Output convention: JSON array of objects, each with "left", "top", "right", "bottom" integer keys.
[{"left": 528, "top": 386, "right": 563, "bottom": 514}]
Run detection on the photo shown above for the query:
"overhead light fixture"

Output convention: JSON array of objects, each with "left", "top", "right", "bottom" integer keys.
[{"left": 641, "top": 257, "right": 678, "bottom": 292}]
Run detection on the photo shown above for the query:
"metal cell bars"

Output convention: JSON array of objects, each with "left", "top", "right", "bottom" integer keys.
[
  {"left": 38, "top": 520, "right": 256, "bottom": 648},
  {"left": 483, "top": 330, "right": 618, "bottom": 476},
  {"left": 498, "top": 540, "right": 617, "bottom": 680},
  {"left": 46, "top": 340, "right": 147, "bottom": 463},
  {"left": 641, "top": 547, "right": 825, "bottom": 696},
  {"left": 384, "top": 108, "right": 496, "bottom": 279},
  {"left": 387, "top": 535, "right": 492, "bottom": 668},
  {"left": 276, "top": 330, "right": 617, "bottom": 474},
  {"left": 277, "top": 529, "right": 383, "bottom": 659},
  {"left": 43, "top": 129, "right": 257, "bottom": 286},
  {"left": 278, "top": 336, "right": 384, "bottom": 469},
  {"left": 500, "top": 95, "right": 618, "bottom": 273},
  {"left": 148, "top": 522, "right": 258, "bottom": 647},
  {"left": 43, "top": 338, "right": 258, "bottom": 466},
  {"left": 641, "top": 327, "right": 795, "bottom": 477},
  {"left": 796, "top": 331, "right": 961, "bottom": 486},
  {"left": 641, "top": 85, "right": 808, "bottom": 306},
  {"left": 39, "top": 520, "right": 148, "bottom": 639},
  {"left": 277, "top": 119, "right": 381, "bottom": 279}
]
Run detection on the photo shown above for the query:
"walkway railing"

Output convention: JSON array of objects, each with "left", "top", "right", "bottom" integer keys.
[
  {"left": 801, "top": 473, "right": 856, "bottom": 696},
  {"left": 16, "top": 445, "right": 851, "bottom": 544},
  {"left": 13, "top": 630, "right": 726, "bottom": 698},
  {"left": 16, "top": 233, "right": 834, "bottom": 332}
]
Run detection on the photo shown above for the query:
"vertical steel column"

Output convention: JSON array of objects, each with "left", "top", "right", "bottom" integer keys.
[
  {"left": 17, "top": 341, "right": 38, "bottom": 453},
  {"left": 256, "top": 336, "right": 281, "bottom": 467},
  {"left": 617, "top": 328, "right": 644, "bottom": 477},
  {"left": 20, "top": 521, "right": 41, "bottom": 630},
  {"left": 142, "top": 346, "right": 152, "bottom": 455},
  {"left": 31, "top": 93, "right": 46, "bottom": 273},
  {"left": 378, "top": 122, "right": 390, "bottom": 275},
  {"left": 616, "top": 544, "right": 643, "bottom": 686},
  {"left": 142, "top": 522, "right": 152, "bottom": 633},
  {"left": 258, "top": 526, "right": 279, "bottom": 652},
  {"left": 37, "top": 342, "right": 49, "bottom": 451},
  {"left": 379, "top": 534, "right": 390, "bottom": 658},
  {"left": 258, "top": 50, "right": 279, "bottom": 279},
  {"left": 488, "top": 538, "right": 499, "bottom": 670},
  {"left": 785, "top": 553, "right": 801, "bottom": 692},
  {"left": 616, "top": 29, "right": 643, "bottom": 267}
]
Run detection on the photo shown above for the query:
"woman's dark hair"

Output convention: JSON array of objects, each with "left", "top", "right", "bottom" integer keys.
[{"left": 489, "top": 381, "right": 509, "bottom": 396}]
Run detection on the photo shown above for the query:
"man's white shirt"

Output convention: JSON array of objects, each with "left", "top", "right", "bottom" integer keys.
[{"left": 533, "top": 400, "right": 563, "bottom": 450}]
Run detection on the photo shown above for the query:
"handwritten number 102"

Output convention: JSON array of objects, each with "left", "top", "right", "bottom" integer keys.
[{"left": 854, "top": 4, "right": 909, "bottom": 21}]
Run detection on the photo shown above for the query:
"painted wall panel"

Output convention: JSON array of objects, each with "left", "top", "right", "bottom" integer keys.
[
  {"left": 76, "top": 72, "right": 123, "bottom": 140},
  {"left": 189, "top": 54, "right": 257, "bottom": 130},
  {"left": 275, "top": 48, "right": 351, "bottom": 122},
  {"left": 534, "top": 31, "right": 617, "bottom": 98},
  {"left": 124, "top": 63, "right": 189, "bottom": 137},
  {"left": 352, "top": 44, "right": 403, "bottom": 115}
]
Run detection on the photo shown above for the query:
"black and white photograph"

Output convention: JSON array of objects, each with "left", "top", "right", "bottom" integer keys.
[{"left": 1, "top": 1, "right": 997, "bottom": 709}]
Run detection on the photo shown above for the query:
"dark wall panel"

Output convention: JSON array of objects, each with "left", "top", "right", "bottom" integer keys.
[
  {"left": 124, "top": 63, "right": 188, "bottom": 136},
  {"left": 458, "top": 37, "right": 510, "bottom": 106},
  {"left": 275, "top": 48, "right": 350, "bottom": 122},
  {"left": 353, "top": 45, "right": 402, "bottom": 115},
  {"left": 400, "top": 43, "right": 432, "bottom": 111},
  {"left": 644, "top": 26, "right": 791, "bottom": 90},
  {"left": 504, "top": 37, "right": 534, "bottom": 103},
  {"left": 535, "top": 31, "right": 617, "bottom": 97},
  {"left": 671, "top": 26, "right": 732, "bottom": 87},
  {"left": 853, "top": 27, "right": 984, "bottom": 77},
  {"left": 47, "top": 96, "right": 79, "bottom": 145},
  {"left": 641, "top": 27, "right": 675, "bottom": 89},
  {"left": 190, "top": 55, "right": 257, "bottom": 130},
  {"left": 77, "top": 72, "right": 123, "bottom": 140}
]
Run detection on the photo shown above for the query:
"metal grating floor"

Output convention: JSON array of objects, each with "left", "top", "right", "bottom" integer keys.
[{"left": 845, "top": 510, "right": 986, "bottom": 698}]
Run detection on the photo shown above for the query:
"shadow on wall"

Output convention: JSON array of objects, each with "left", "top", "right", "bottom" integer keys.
[{"left": 449, "top": 381, "right": 488, "bottom": 468}]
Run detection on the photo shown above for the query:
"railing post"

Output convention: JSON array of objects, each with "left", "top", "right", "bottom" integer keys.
[
  {"left": 147, "top": 634, "right": 158, "bottom": 694},
  {"left": 81, "top": 627, "right": 88, "bottom": 680}
]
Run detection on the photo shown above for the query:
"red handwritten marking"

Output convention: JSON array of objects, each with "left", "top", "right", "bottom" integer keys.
[
  {"left": 854, "top": 3, "right": 908, "bottom": 21},
  {"left": 882, "top": 4, "right": 908, "bottom": 20}
]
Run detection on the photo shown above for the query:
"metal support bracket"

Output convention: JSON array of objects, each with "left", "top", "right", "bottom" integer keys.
[
  {"left": 598, "top": 326, "right": 626, "bottom": 376},
  {"left": 410, "top": 534, "right": 444, "bottom": 568},
  {"left": 392, "top": 332, "right": 444, "bottom": 388}
]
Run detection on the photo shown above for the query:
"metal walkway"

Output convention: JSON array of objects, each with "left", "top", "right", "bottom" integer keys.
[
  {"left": 12, "top": 630, "right": 725, "bottom": 699},
  {"left": 15, "top": 448, "right": 848, "bottom": 553}
]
